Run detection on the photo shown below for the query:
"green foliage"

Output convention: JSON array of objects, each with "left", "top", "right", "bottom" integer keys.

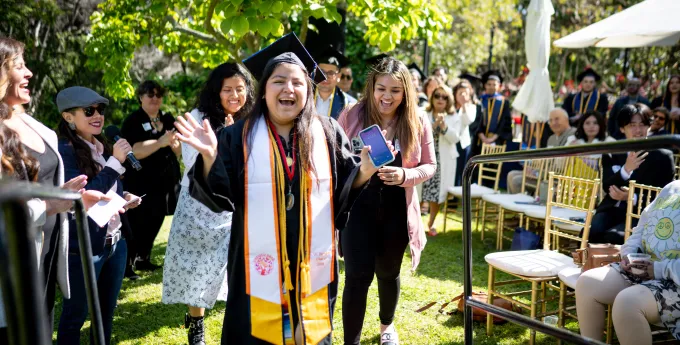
[{"left": 85, "top": 0, "right": 451, "bottom": 100}]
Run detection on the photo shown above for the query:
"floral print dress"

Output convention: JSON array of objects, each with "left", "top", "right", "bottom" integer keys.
[{"left": 614, "top": 181, "right": 680, "bottom": 339}]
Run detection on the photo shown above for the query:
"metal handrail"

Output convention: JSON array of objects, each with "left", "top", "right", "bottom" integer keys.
[
  {"left": 462, "top": 135, "right": 680, "bottom": 345},
  {"left": 0, "top": 181, "right": 104, "bottom": 345}
]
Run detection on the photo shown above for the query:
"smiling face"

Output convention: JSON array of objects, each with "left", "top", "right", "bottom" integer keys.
[
  {"left": 62, "top": 104, "right": 106, "bottom": 140},
  {"left": 548, "top": 110, "right": 569, "bottom": 135},
  {"left": 220, "top": 76, "right": 247, "bottom": 115},
  {"left": 582, "top": 115, "right": 600, "bottom": 141},
  {"left": 432, "top": 87, "right": 449, "bottom": 113},
  {"left": 140, "top": 88, "right": 163, "bottom": 115},
  {"left": 621, "top": 114, "right": 649, "bottom": 139},
  {"left": 4, "top": 53, "right": 32, "bottom": 107},
  {"left": 265, "top": 63, "right": 308, "bottom": 126},
  {"left": 373, "top": 74, "right": 404, "bottom": 117},
  {"left": 651, "top": 111, "right": 667, "bottom": 131}
]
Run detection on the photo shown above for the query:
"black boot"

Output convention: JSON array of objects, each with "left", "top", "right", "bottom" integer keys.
[{"left": 185, "top": 313, "right": 206, "bottom": 345}]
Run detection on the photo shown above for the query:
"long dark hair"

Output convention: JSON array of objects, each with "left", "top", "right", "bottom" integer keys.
[
  {"left": 57, "top": 116, "right": 111, "bottom": 179},
  {"left": 360, "top": 57, "right": 422, "bottom": 160},
  {"left": 244, "top": 60, "right": 335, "bottom": 177},
  {"left": 196, "top": 63, "right": 254, "bottom": 132},
  {"left": 575, "top": 111, "right": 607, "bottom": 142},
  {"left": 0, "top": 37, "right": 39, "bottom": 181}
]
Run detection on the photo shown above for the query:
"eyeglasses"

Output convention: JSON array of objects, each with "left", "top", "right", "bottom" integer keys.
[
  {"left": 82, "top": 105, "right": 106, "bottom": 117},
  {"left": 434, "top": 93, "right": 448, "bottom": 101},
  {"left": 322, "top": 70, "right": 339, "bottom": 78},
  {"left": 146, "top": 92, "right": 163, "bottom": 99},
  {"left": 341, "top": 74, "right": 353, "bottom": 81}
]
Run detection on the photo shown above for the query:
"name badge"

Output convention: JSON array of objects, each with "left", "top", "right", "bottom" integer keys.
[{"left": 142, "top": 122, "right": 152, "bottom": 131}]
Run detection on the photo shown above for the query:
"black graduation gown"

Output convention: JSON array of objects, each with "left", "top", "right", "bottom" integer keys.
[
  {"left": 188, "top": 117, "right": 362, "bottom": 345},
  {"left": 562, "top": 91, "right": 609, "bottom": 124}
]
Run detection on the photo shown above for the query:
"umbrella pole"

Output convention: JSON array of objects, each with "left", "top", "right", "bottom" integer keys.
[
  {"left": 488, "top": 24, "right": 495, "bottom": 69},
  {"left": 623, "top": 48, "right": 630, "bottom": 76}
]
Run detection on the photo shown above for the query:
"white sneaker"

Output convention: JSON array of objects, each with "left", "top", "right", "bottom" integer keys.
[{"left": 380, "top": 324, "right": 399, "bottom": 345}]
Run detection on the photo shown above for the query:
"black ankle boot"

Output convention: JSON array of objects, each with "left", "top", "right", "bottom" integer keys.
[{"left": 185, "top": 313, "right": 206, "bottom": 345}]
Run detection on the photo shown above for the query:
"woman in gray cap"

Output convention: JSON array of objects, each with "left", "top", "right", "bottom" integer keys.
[{"left": 55, "top": 86, "right": 141, "bottom": 344}]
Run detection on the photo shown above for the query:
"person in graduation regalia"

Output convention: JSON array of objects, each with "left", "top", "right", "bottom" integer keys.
[
  {"left": 312, "top": 45, "right": 357, "bottom": 120},
  {"left": 175, "top": 33, "right": 390, "bottom": 345},
  {"left": 473, "top": 70, "right": 512, "bottom": 155},
  {"left": 562, "top": 67, "right": 609, "bottom": 126}
]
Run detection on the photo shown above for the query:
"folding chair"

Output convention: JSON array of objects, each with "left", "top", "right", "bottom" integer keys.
[
  {"left": 484, "top": 172, "right": 600, "bottom": 345},
  {"left": 443, "top": 143, "right": 506, "bottom": 236}
]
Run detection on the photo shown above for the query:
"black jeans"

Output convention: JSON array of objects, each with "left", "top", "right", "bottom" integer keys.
[
  {"left": 341, "top": 183, "right": 409, "bottom": 345},
  {"left": 125, "top": 192, "right": 167, "bottom": 261},
  {"left": 588, "top": 207, "right": 633, "bottom": 245}
]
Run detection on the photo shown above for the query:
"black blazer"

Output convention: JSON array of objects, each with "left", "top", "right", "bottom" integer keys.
[
  {"left": 59, "top": 138, "right": 132, "bottom": 256},
  {"left": 597, "top": 149, "right": 675, "bottom": 213}
]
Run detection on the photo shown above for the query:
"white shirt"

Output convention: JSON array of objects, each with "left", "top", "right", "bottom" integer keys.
[
  {"left": 81, "top": 136, "right": 125, "bottom": 235},
  {"left": 315, "top": 94, "right": 332, "bottom": 117}
]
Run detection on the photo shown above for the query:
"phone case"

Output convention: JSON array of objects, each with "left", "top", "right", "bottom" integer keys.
[{"left": 358, "top": 124, "right": 395, "bottom": 168}]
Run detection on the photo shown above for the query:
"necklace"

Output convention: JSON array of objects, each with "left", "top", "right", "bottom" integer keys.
[{"left": 267, "top": 119, "right": 297, "bottom": 211}]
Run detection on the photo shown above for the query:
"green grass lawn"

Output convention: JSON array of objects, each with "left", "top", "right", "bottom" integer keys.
[{"left": 53, "top": 213, "right": 580, "bottom": 344}]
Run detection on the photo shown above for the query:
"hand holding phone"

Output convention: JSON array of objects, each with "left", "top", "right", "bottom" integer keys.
[
  {"left": 358, "top": 125, "right": 395, "bottom": 169},
  {"left": 124, "top": 193, "right": 145, "bottom": 209}
]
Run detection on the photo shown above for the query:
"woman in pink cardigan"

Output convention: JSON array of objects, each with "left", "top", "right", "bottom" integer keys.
[{"left": 338, "top": 57, "right": 435, "bottom": 345}]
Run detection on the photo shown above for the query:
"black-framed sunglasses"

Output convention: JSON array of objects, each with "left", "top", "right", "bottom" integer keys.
[
  {"left": 652, "top": 116, "right": 666, "bottom": 122},
  {"left": 82, "top": 104, "right": 106, "bottom": 117},
  {"left": 341, "top": 74, "right": 353, "bottom": 81},
  {"left": 434, "top": 93, "right": 448, "bottom": 101},
  {"left": 146, "top": 92, "right": 164, "bottom": 99}
]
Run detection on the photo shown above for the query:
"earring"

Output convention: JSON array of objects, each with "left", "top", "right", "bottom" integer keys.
[{"left": 68, "top": 122, "right": 76, "bottom": 130}]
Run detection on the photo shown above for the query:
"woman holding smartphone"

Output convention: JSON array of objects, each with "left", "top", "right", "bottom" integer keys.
[{"left": 338, "top": 56, "right": 435, "bottom": 345}]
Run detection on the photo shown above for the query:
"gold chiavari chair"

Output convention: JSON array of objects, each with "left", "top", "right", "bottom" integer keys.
[
  {"left": 443, "top": 144, "right": 506, "bottom": 236},
  {"left": 484, "top": 173, "right": 600, "bottom": 345},
  {"left": 673, "top": 154, "right": 680, "bottom": 180}
]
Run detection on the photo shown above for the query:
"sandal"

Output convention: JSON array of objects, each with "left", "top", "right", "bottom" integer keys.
[
  {"left": 380, "top": 325, "right": 399, "bottom": 345},
  {"left": 428, "top": 226, "right": 438, "bottom": 237}
]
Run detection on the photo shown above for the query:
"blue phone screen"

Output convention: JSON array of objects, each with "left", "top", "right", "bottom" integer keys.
[{"left": 359, "top": 126, "right": 394, "bottom": 167}]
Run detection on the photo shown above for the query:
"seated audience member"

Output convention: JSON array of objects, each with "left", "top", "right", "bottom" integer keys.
[
  {"left": 589, "top": 104, "right": 674, "bottom": 245},
  {"left": 576, "top": 180, "right": 680, "bottom": 345},
  {"left": 608, "top": 78, "right": 650, "bottom": 139},
  {"left": 566, "top": 111, "right": 614, "bottom": 146},
  {"left": 506, "top": 108, "right": 574, "bottom": 194},
  {"left": 648, "top": 107, "right": 669, "bottom": 137}
]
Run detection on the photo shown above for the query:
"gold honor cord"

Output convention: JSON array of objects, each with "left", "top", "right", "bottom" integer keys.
[{"left": 573, "top": 91, "right": 600, "bottom": 116}]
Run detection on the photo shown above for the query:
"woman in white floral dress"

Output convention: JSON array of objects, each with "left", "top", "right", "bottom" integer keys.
[
  {"left": 576, "top": 180, "right": 680, "bottom": 345},
  {"left": 162, "top": 63, "right": 254, "bottom": 345}
]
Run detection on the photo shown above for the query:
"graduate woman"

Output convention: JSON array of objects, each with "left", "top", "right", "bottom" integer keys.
[
  {"left": 175, "top": 33, "right": 387, "bottom": 345},
  {"left": 338, "top": 57, "right": 436, "bottom": 345}
]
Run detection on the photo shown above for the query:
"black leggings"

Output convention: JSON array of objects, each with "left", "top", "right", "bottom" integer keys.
[
  {"left": 125, "top": 191, "right": 167, "bottom": 261},
  {"left": 341, "top": 185, "right": 409, "bottom": 345}
]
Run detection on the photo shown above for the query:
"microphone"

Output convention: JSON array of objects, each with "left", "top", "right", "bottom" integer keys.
[{"left": 104, "top": 125, "right": 142, "bottom": 171}]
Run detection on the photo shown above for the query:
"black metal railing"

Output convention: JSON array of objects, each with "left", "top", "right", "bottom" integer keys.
[
  {"left": 461, "top": 135, "right": 680, "bottom": 345},
  {"left": 0, "top": 181, "right": 104, "bottom": 345}
]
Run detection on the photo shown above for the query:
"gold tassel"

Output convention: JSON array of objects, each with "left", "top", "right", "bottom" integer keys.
[
  {"left": 300, "top": 262, "right": 311, "bottom": 296},
  {"left": 283, "top": 259, "right": 294, "bottom": 292}
]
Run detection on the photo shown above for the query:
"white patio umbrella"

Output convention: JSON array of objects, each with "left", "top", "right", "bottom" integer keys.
[
  {"left": 512, "top": 0, "right": 555, "bottom": 123},
  {"left": 554, "top": 0, "right": 680, "bottom": 48}
]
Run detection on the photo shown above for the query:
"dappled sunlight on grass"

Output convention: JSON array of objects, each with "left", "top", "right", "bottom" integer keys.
[{"left": 50, "top": 213, "right": 574, "bottom": 344}]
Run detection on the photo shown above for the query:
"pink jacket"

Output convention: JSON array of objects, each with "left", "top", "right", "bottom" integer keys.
[{"left": 338, "top": 103, "right": 436, "bottom": 271}]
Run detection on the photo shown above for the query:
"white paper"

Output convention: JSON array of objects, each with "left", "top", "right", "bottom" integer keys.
[{"left": 87, "top": 190, "right": 126, "bottom": 228}]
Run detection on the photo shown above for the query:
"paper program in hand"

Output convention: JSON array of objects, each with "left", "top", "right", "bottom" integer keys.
[{"left": 87, "top": 190, "right": 126, "bottom": 228}]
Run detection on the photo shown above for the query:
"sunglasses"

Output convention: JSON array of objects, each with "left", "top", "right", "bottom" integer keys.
[
  {"left": 434, "top": 93, "right": 448, "bottom": 100},
  {"left": 652, "top": 116, "right": 666, "bottom": 122},
  {"left": 341, "top": 74, "right": 353, "bottom": 81},
  {"left": 146, "top": 92, "right": 163, "bottom": 99},
  {"left": 82, "top": 105, "right": 106, "bottom": 117}
]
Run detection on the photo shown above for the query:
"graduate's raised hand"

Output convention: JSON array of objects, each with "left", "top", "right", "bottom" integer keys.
[{"left": 175, "top": 112, "right": 217, "bottom": 161}]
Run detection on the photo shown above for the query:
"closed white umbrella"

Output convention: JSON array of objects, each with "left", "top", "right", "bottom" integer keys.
[
  {"left": 554, "top": 0, "right": 680, "bottom": 48},
  {"left": 512, "top": 0, "right": 555, "bottom": 123}
]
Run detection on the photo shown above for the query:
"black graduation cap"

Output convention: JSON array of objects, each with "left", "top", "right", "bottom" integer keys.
[
  {"left": 481, "top": 70, "right": 503, "bottom": 84},
  {"left": 458, "top": 72, "right": 482, "bottom": 85},
  {"left": 313, "top": 45, "right": 349, "bottom": 68},
  {"left": 577, "top": 67, "right": 602, "bottom": 83},
  {"left": 242, "top": 32, "right": 326, "bottom": 83},
  {"left": 366, "top": 53, "right": 389, "bottom": 67},
  {"left": 407, "top": 63, "right": 425, "bottom": 81}
]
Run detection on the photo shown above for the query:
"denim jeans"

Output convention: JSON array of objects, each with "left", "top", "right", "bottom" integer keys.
[{"left": 57, "top": 238, "right": 127, "bottom": 345}]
